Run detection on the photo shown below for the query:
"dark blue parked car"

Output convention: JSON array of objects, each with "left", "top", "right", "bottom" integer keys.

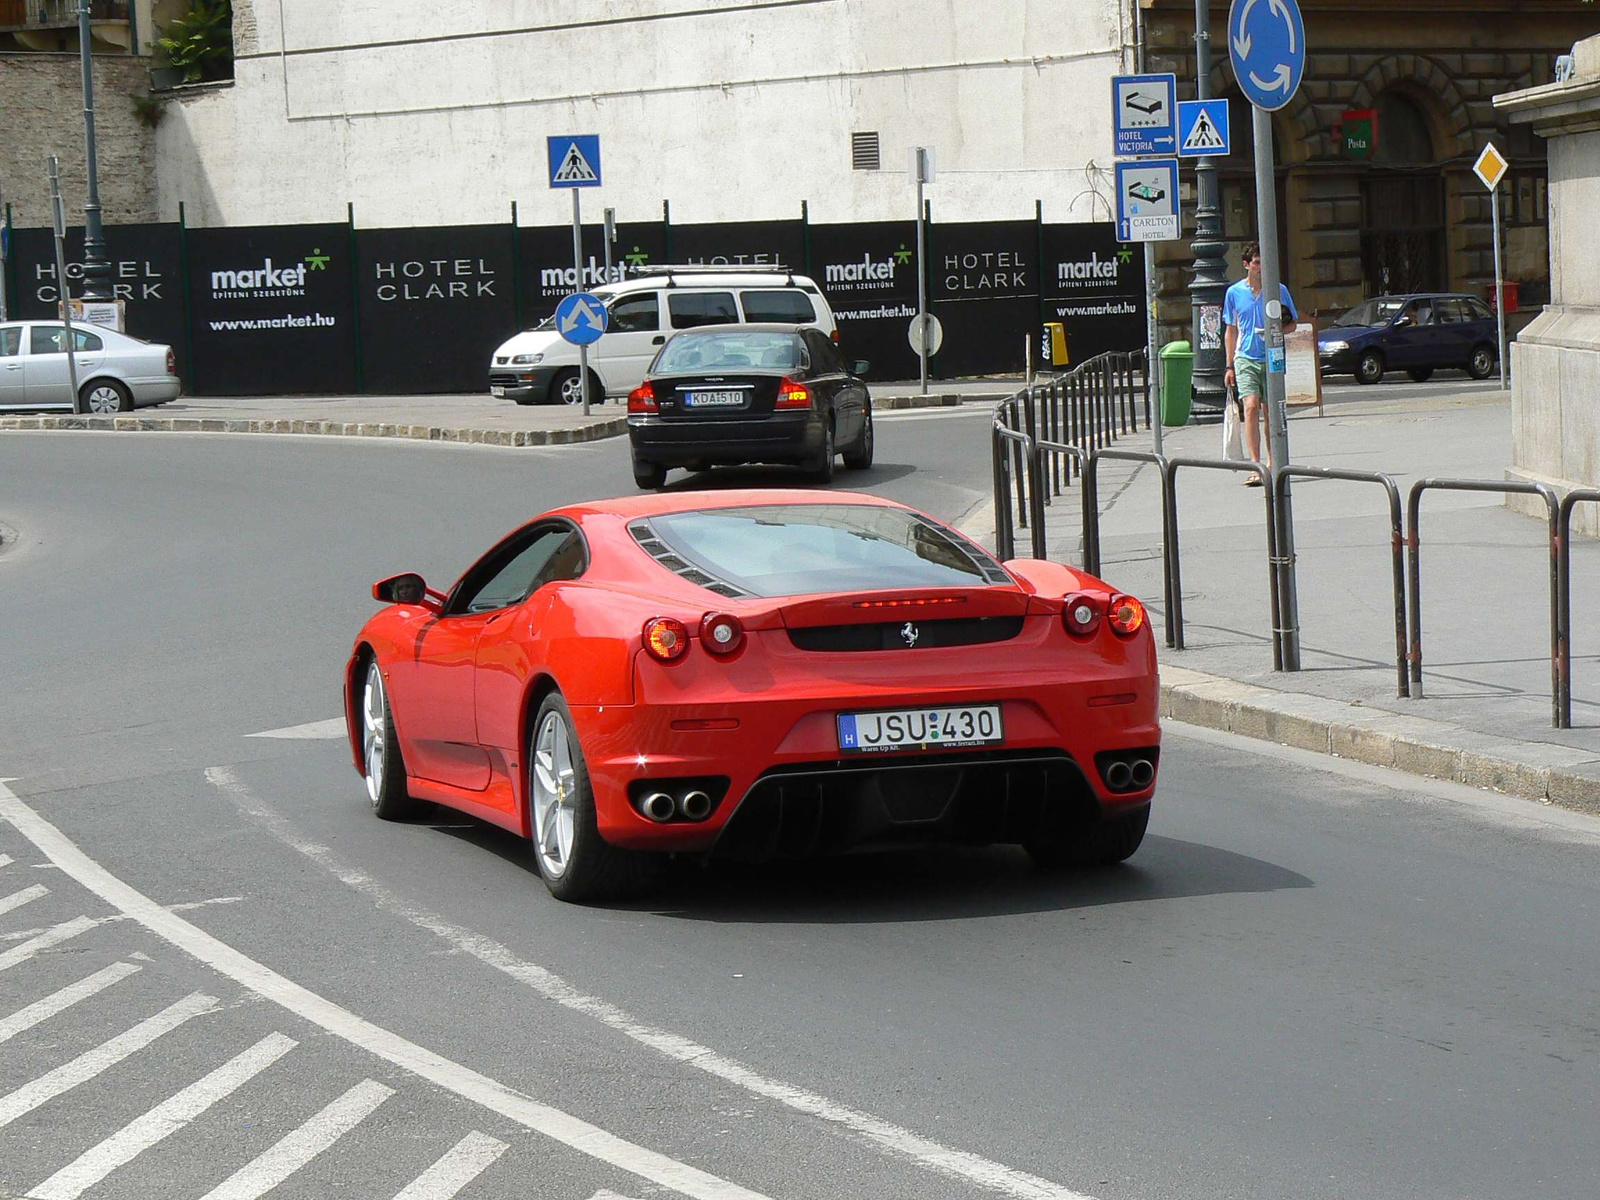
[{"left": 1317, "top": 293, "right": 1500, "bottom": 385}]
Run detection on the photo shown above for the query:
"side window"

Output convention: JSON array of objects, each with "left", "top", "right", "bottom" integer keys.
[
  {"left": 1437, "top": 299, "right": 1470, "bottom": 324},
  {"left": 1465, "top": 298, "right": 1494, "bottom": 322},
  {"left": 1404, "top": 300, "right": 1434, "bottom": 326},
  {"left": 738, "top": 290, "right": 816, "bottom": 324},
  {"left": 668, "top": 291, "right": 737, "bottom": 330},
  {"left": 30, "top": 325, "right": 67, "bottom": 355},
  {"left": 0, "top": 328, "right": 20, "bottom": 357},
  {"left": 608, "top": 293, "right": 659, "bottom": 333},
  {"left": 75, "top": 330, "right": 103, "bottom": 351},
  {"left": 450, "top": 526, "right": 586, "bottom": 615},
  {"left": 804, "top": 329, "right": 844, "bottom": 374}
]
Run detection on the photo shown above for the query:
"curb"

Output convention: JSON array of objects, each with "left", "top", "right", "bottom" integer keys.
[
  {"left": 876, "top": 394, "right": 966, "bottom": 410},
  {"left": 0, "top": 414, "right": 630, "bottom": 447},
  {"left": 1161, "top": 664, "right": 1600, "bottom": 815}
]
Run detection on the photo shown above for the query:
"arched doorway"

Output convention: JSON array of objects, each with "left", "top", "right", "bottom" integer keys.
[{"left": 1360, "top": 89, "right": 1447, "bottom": 295}]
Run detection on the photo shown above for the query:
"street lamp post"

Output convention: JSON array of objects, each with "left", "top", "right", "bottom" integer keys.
[
  {"left": 1189, "top": 0, "right": 1229, "bottom": 420},
  {"left": 77, "top": 2, "right": 113, "bottom": 301}
]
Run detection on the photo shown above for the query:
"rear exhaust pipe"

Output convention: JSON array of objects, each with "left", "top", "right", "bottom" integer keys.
[
  {"left": 678, "top": 789, "right": 713, "bottom": 821},
  {"left": 640, "top": 792, "right": 676, "bottom": 823},
  {"left": 1105, "top": 761, "right": 1133, "bottom": 792},
  {"left": 1129, "top": 759, "right": 1155, "bottom": 789}
]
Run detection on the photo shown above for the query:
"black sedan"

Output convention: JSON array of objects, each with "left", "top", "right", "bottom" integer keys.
[
  {"left": 625, "top": 324, "right": 873, "bottom": 489},
  {"left": 1317, "top": 293, "right": 1500, "bottom": 385}
]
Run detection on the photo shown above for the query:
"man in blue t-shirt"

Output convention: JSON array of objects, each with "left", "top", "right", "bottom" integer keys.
[{"left": 1222, "top": 241, "right": 1298, "bottom": 485}]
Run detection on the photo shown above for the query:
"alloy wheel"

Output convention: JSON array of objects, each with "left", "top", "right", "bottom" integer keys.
[
  {"left": 86, "top": 385, "right": 124, "bottom": 414},
  {"left": 532, "top": 709, "right": 578, "bottom": 879},
  {"left": 362, "top": 662, "right": 387, "bottom": 807},
  {"left": 558, "top": 373, "right": 585, "bottom": 405}
]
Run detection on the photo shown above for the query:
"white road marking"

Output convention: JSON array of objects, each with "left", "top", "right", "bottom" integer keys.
[
  {"left": 0, "top": 854, "right": 14, "bottom": 869},
  {"left": 391, "top": 1130, "right": 510, "bottom": 1200},
  {"left": 0, "top": 991, "right": 219, "bottom": 1128},
  {"left": 245, "top": 718, "right": 347, "bottom": 740},
  {"left": 0, "top": 778, "right": 773, "bottom": 1200},
  {"left": 0, "top": 961, "right": 142, "bottom": 1046},
  {"left": 27, "top": 1032, "right": 298, "bottom": 1200},
  {"left": 0, "top": 883, "right": 49, "bottom": 917},
  {"left": 0, "top": 915, "right": 97, "bottom": 972},
  {"left": 203, "top": 765, "right": 1096, "bottom": 1200},
  {"left": 195, "top": 1077, "right": 393, "bottom": 1200},
  {"left": 1, "top": 896, "right": 243, "bottom": 943}
]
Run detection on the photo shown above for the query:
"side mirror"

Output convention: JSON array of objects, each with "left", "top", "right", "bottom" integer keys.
[
  {"left": 852, "top": 359, "right": 871, "bottom": 376},
  {"left": 373, "top": 572, "right": 437, "bottom": 609},
  {"left": 1393, "top": 315, "right": 1413, "bottom": 328}
]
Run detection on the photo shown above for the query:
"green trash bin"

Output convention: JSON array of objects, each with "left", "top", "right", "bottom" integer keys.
[{"left": 1159, "top": 340, "right": 1193, "bottom": 427}]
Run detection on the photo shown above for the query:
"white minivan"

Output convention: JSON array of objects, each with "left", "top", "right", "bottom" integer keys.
[{"left": 487, "top": 267, "right": 837, "bottom": 405}]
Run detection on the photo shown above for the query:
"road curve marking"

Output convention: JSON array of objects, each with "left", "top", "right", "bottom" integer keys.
[
  {"left": 0, "top": 777, "right": 773, "bottom": 1200},
  {"left": 203, "top": 764, "right": 1100, "bottom": 1200}
]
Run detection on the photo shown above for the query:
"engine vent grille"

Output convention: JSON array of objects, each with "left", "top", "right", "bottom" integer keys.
[{"left": 629, "top": 521, "right": 753, "bottom": 598}]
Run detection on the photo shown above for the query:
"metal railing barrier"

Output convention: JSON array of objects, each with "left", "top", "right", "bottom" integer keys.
[
  {"left": 1557, "top": 489, "right": 1600, "bottom": 729},
  {"left": 1406, "top": 478, "right": 1560, "bottom": 723},
  {"left": 1083, "top": 449, "right": 1176, "bottom": 648},
  {"left": 991, "top": 422, "right": 1045, "bottom": 561},
  {"left": 1164, "top": 456, "right": 1281, "bottom": 663},
  {"left": 1034, "top": 438, "right": 1090, "bottom": 566},
  {"left": 1273, "top": 466, "right": 1410, "bottom": 699}
]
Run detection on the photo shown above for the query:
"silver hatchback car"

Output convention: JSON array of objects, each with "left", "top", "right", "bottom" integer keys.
[{"left": 0, "top": 320, "right": 182, "bottom": 414}]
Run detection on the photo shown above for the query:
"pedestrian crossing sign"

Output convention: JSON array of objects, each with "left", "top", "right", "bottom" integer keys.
[
  {"left": 547, "top": 135, "right": 602, "bottom": 189},
  {"left": 1177, "top": 100, "right": 1229, "bottom": 157}
]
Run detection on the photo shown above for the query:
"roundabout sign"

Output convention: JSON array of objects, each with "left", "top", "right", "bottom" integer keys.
[{"left": 1228, "top": 0, "right": 1306, "bottom": 112}]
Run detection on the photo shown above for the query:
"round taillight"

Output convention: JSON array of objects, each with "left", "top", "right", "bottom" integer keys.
[
  {"left": 1062, "top": 592, "right": 1102, "bottom": 637},
  {"left": 1108, "top": 593, "right": 1146, "bottom": 637},
  {"left": 642, "top": 616, "right": 689, "bottom": 662},
  {"left": 700, "top": 613, "right": 745, "bottom": 655}
]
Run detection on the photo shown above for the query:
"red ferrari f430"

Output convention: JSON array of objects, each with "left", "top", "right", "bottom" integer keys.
[{"left": 344, "top": 490, "right": 1160, "bottom": 902}]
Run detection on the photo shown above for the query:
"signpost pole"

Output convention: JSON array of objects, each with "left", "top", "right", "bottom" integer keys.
[
  {"left": 1491, "top": 183, "right": 1508, "bottom": 390},
  {"left": 571, "top": 187, "right": 590, "bottom": 416},
  {"left": 1145, "top": 242, "right": 1162, "bottom": 453},
  {"left": 0, "top": 178, "right": 8, "bottom": 322},
  {"left": 603, "top": 206, "right": 616, "bottom": 283},
  {"left": 1252, "top": 107, "right": 1300, "bottom": 669},
  {"left": 915, "top": 148, "right": 929, "bottom": 396},
  {"left": 1189, "top": 0, "right": 1230, "bottom": 421},
  {"left": 46, "top": 155, "right": 82, "bottom": 415}
]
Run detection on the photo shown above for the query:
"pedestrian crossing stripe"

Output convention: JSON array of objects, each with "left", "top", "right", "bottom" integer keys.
[
  {"left": 1182, "top": 110, "right": 1225, "bottom": 152},
  {"left": 553, "top": 143, "right": 598, "bottom": 183}
]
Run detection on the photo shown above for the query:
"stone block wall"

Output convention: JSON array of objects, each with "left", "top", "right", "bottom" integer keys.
[{"left": 0, "top": 54, "right": 159, "bottom": 227}]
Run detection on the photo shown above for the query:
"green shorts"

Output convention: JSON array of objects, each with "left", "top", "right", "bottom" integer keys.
[{"left": 1233, "top": 356, "right": 1265, "bottom": 401}]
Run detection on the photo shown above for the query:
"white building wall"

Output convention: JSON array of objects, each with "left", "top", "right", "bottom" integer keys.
[{"left": 156, "top": 0, "right": 1133, "bottom": 229}]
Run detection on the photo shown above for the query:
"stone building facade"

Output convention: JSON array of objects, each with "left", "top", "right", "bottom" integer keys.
[{"left": 1142, "top": 0, "right": 1593, "bottom": 336}]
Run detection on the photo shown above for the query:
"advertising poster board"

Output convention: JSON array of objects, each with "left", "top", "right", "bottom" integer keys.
[
  {"left": 517, "top": 221, "right": 667, "bottom": 323},
  {"left": 928, "top": 220, "right": 1038, "bottom": 378},
  {"left": 807, "top": 220, "right": 919, "bottom": 380},
  {"left": 1040, "top": 222, "right": 1146, "bottom": 364}
]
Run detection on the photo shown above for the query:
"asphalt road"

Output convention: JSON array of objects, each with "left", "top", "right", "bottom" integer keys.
[{"left": 1, "top": 415, "right": 1597, "bottom": 1200}]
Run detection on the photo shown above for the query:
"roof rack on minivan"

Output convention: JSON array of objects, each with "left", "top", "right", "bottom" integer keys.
[{"left": 622, "top": 263, "right": 796, "bottom": 288}]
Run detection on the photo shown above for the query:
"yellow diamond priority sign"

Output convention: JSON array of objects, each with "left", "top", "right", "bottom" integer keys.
[{"left": 1473, "top": 142, "right": 1508, "bottom": 190}]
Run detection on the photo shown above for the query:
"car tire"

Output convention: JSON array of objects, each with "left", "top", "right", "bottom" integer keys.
[
  {"left": 1467, "top": 344, "right": 1496, "bottom": 380},
  {"left": 1355, "top": 349, "right": 1385, "bottom": 385},
  {"left": 841, "top": 408, "right": 874, "bottom": 470},
  {"left": 1026, "top": 805, "right": 1149, "bottom": 869},
  {"left": 1406, "top": 368, "right": 1434, "bottom": 383},
  {"left": 806, "top": 418, "right": 836, "bottom": 484},
  {"left": 632, "top": 456, "right": 667, "bottom": 490},
  {"left": 528, "top": 692, "right": 661, "bottom": 903},
  {"left": 82, "top": 379, "right": 132, "bottom": 414},
  {"left": 360, "top": 657, "right": 422, "bottom": 821},
  {"left": 550, "top": 368, "right": 597, "bottom": 406}
]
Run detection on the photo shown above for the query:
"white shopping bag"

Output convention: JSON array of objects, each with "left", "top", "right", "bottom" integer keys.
[{"left": 1221, "top": 388, "right": 1246, "bottom": 460}]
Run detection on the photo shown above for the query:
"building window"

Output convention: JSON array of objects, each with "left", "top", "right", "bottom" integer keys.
[{"left": 851, "top": 132, "right": 880, "bottom": 171}]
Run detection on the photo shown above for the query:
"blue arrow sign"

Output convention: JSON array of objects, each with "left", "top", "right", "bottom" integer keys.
[
  {"left": 1177, "top": 99, "right": 1230, "bottom": 157},
  {"left": 1228, "top": 0, "right": 1306, "bottom": 112},
  {"left": 555, "top": 292, "right": 608, "bottom": 346}
]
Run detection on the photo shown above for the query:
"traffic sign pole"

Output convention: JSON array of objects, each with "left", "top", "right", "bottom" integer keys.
[
  {"left": 913, "top": 147, "right": 931, "bottom": 395},
  {"left": 571, "top": 188, "right": 590, "bottom": 416},
  {"left": 0, "top": 177, "right": 8, "bottom": 322},
  {"left": 1252, "top": 106, "right": 1300, "bottom": 670},
  {"left": 1491, "top": 184, "right": 1507, "bottom": 390}
]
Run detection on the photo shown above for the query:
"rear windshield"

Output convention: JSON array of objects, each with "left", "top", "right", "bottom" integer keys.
[
  {"left": 739, "top": 289, "right": 816, "bottom": 324},
  {"left": 630, "top": 504, "right": 1011, "bottom": 597},
  {"left": 654, "top": 330, "right": 803, "bottom": 374}
]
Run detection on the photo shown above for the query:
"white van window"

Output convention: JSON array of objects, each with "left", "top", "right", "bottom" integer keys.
[
  {"left": 609, "top": 293, "right": 659, "bottom": 333},
  {"left": 668, "top": 292, "right": 738, "bottom": 329},
  {"left": 739, "top": 290, "right": 816, "bottom": 324}
]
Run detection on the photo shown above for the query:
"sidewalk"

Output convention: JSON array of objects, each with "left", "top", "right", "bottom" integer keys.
[
  {"left": 0, "top": 379, "right": 1007, "bottom": 444},
  {"left": 986, "top": 383, "right": 1600, "bottom": 811}
]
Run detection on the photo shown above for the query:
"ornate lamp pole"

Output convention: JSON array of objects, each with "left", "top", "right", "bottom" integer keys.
[
  {"left": 1189, "top": 0, "right": 1229, "bottom": 419},
  {"left": 78, "top": 3, "right": 113, "bottom": 301}
]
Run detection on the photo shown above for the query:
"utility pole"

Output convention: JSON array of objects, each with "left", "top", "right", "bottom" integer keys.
[
  {"left": 78, "top": 3, "right": 112, "bottom": 301},
  {"left": 47, "top": 156, "right": 84, "bottom": 414},
  {"left": 0, "top": 179, "right": 9, "bottom": 322},
  {"left": 1189, "top": 0, "right": 1229, "bottom": 420}
]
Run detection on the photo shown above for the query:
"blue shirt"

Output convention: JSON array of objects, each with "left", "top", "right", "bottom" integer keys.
[{"left": 1222, "top": 279, "right": 1297, "bottom": 362}]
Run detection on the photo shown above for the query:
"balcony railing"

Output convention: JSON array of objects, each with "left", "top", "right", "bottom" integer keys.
[{"left": 0, "top": 0, "right": 129, "bottom": 30}]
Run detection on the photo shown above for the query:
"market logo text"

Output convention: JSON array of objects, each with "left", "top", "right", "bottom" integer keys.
[
  {"left": 824, "top": 246, "right": 912, "bottom": 290},
  {"left": 210, "top": 249, "right": 330, "bottom": 299}
]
